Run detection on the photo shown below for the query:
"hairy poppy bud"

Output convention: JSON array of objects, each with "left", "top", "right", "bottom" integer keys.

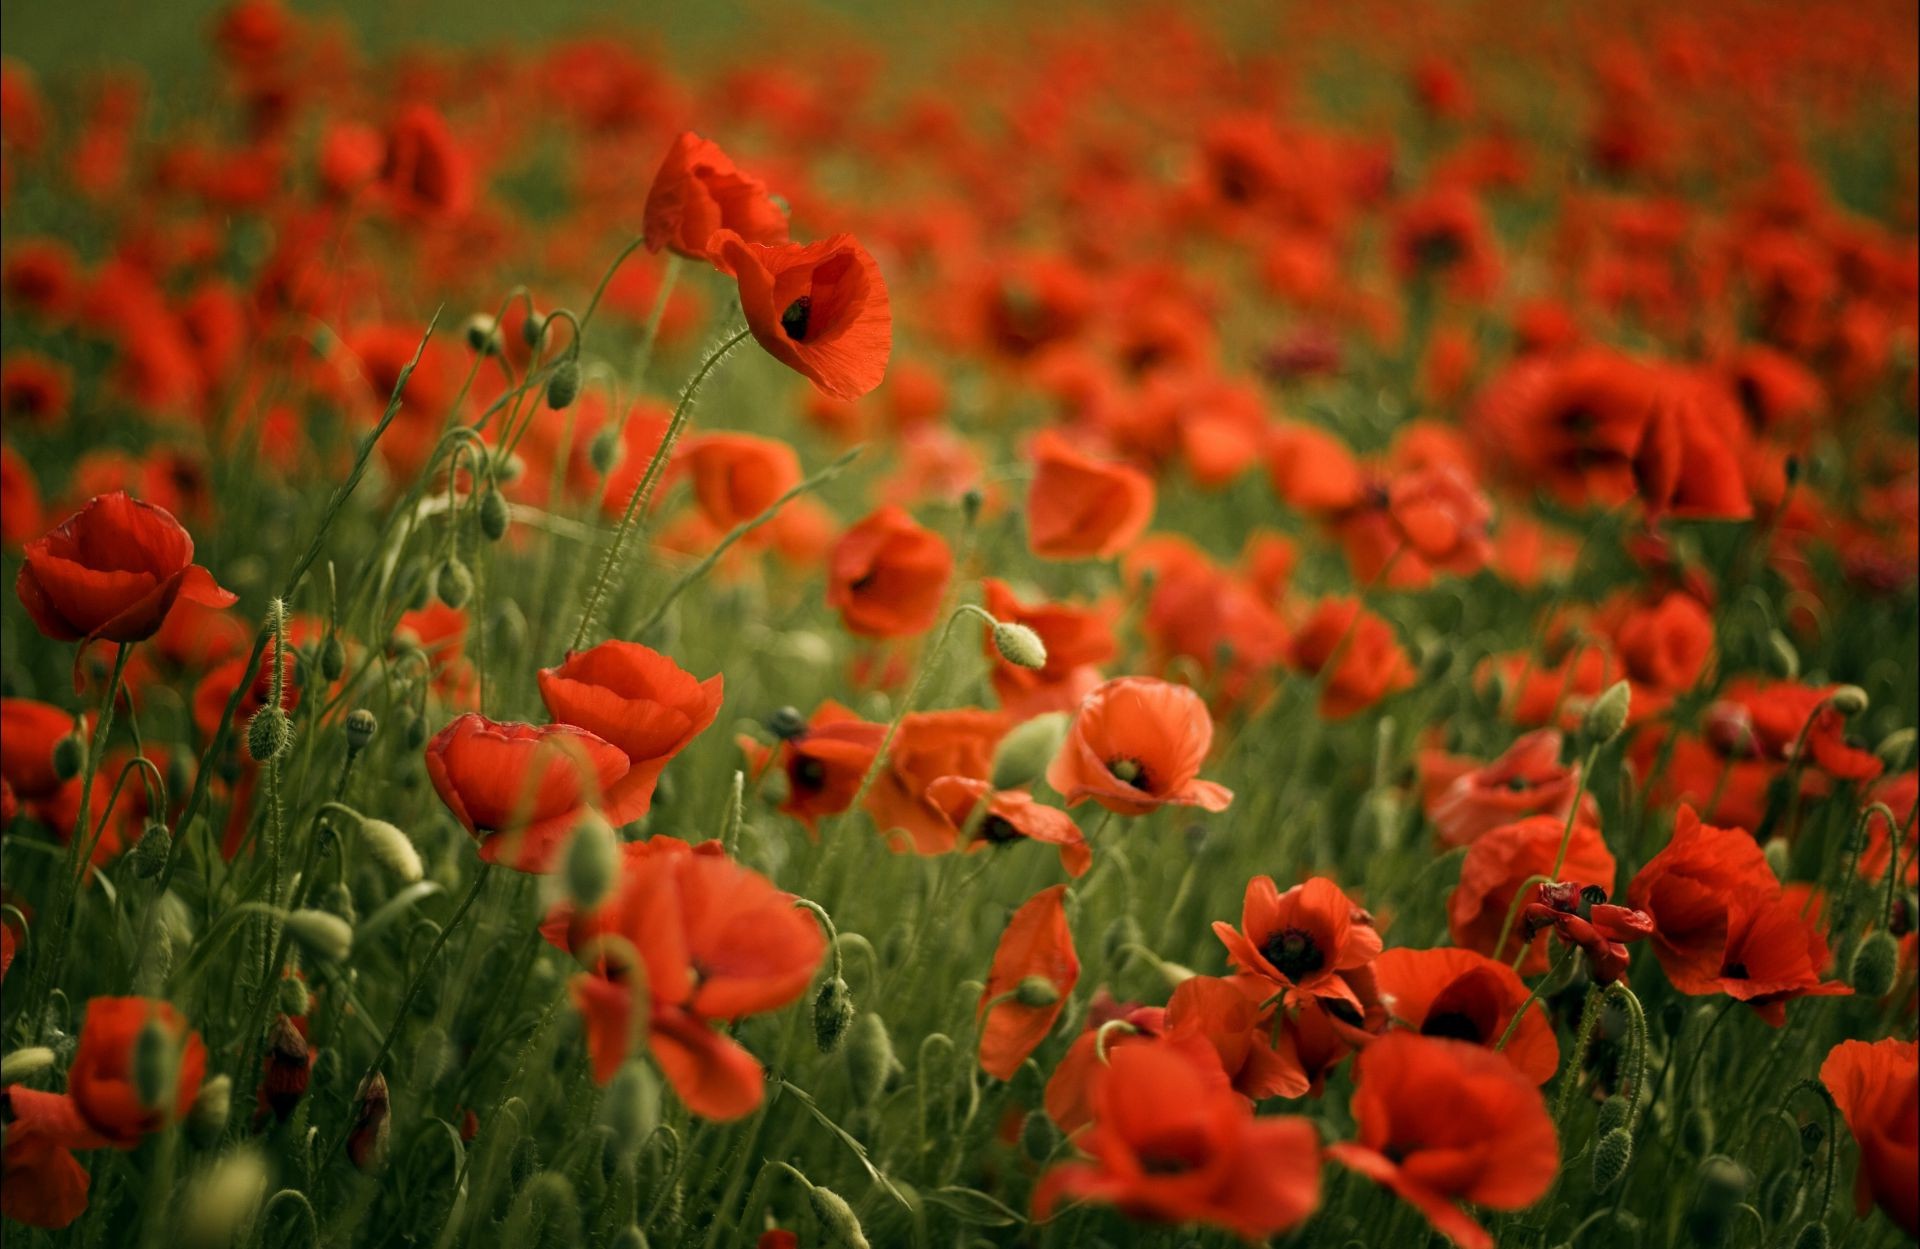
[
  {"left": 546, "top": 358, "right": 581, "bottom": 410},
  {"left": 279, "top": 976, "right": 311, "bottom": 1017},
  {"left": 609, "top": 1227, "right": 649, "bottom": 1249},
  {"left": 479, "top": 486, "right": 511, "bottom": 542},
  {"left": 180, "top": 1146, "right": 268, "bottom": 1249},
  {"left": 1592, "top": 1128, "right": 1632, "bottom": 1191},
  {"left": 807, "top": 1183, "right": 870, "bottom": 1249},
  {"left": 1596, "top": 1094, "right": 1630, "bottom": 1136},
  {"left": 362, "top": 817, "right": 423, "bottom": 883},
  {"left": 436, "top": 556, "right": 474, "bottom": 609},
  {"left": 991, "top": 712, "right": 1068, "bottom": 790},
  {"left": 347, "top": 1073, "right": 391, "bottom": 1172},
  {"left": 186, "top": 1074, "right": 232, "bottom": 1148},
  {"left": 52, "top": 731, "right": 85, "bottom": 781},
  {"left": 1014, "top": 975, "right": 1059, "bottom": 1007},
  {"left": 345, "top": 707, "right": 377, "bottom": 752},
  {"left": 588, "top": 429, "right": 622, "bottom": 475},
  {"left": 318, "top": 882, "right": 356, "bottom": 925},
  {"left": 464, "top": 314, "right": 502, "bottom": 355},
  {"left": 813, "top": 977, "right": 855, "bottom": 1053},
  {"left": 285, "top": 909, "right": 353, "bottom": 963},
  {"left": 563, "top": 812, "right": 619, "bottom": 911},
  {"left": 1762, "top": 837, "right": 1791, "bottom": 879},
  {"left": 132, "top": 822, "right": 171, "bottom": 878},
  {"left": 247, "top": 706, "right": 293, "bottom": 763},
  {"left": 846, "top": 1013, "right": 894, "bottom": 1105},
  {"left": 1021, "top": 1110, "right": 1056, "bottom": 1161},
  {"left": 1828, "top": 685, "right": 1868, "bottom": 716},
  {"left": 1878, "top": 727, "right": 1917, "bottom": 769},
  {"left": 1849, "top": 931, "right": 1899, "bottom": 997},
  {"left": 1583, "top": 680, "right": 1632, "bottom": 745},
  {"left": 521, "top": 310, "right": 547, "bottom": 349},
  {"left": 261, "top": 1014, "right": 311, "bottom": 1121},
  {"left": 600, "top": 1061, "right": 662, "bottom": 1157},
  {"left": 132, "top": 1013, "right": 178, "bottom": 1111},
  {"left": 991, "top": 621, "right": 1048, "bottom": 670},
  {"left": 0, "top": 1046, "right": 55, "bottom": 1082},
  {"left": 320, "top": 633, "right": 347, "bottom": 682}
]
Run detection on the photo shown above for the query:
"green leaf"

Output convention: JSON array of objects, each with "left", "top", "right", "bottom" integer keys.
[{"left": 924, "top": 1186, "right": 1024, "bottom": 1227}]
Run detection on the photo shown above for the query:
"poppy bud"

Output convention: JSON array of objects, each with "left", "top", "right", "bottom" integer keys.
[
  {"left": 1682, "top": 1107, "right": 1715, "bottom": 1155},
  {"left": 990, "top": 712, "right": 1068, "bottom": 790},
  {"left": 131, "top": 1012, "right": 179, "bottom": 1112},
  {"left": 846, "top": 1013, "right": 895, "bottom": 1105},
  {"left": 600, "top": 1061, "right": 662, "bottom": 1157},
  {"left": 962, "top": 487, "right": 985, "bottom": 526},
  {"left": 589, "top": 429, "right": 622, "bottom": 475},
  {"left": 1792, "top": 1223, "right": 1829, "bottom": 1249},
  {"left": 318, "top": 882, "right": 356, "bottom": 925},
  {"left": 1582, "top": 680, "right": 1632, "bottom": 745},
  {"left": 1766, "top": 630, "right": 1799, "bottom": 680},
  {"left": 1596, "top": 1094, "right": 1630, "bottom": 1136},
  {"left": 362, "top": 817, "right": 423, "bottom": 883},
  {"left": 279, "top": 976, "right": 311, "bottom": 1017},
  {"left": 284, "top": 909, "right": 353, "bottom": 963},
  {"left": 261, "top": 1014, "right": 311, "bottom": 1121},
  {"left": 561, "top": 811, "right": 619, "bottom": 910},
  {"left": 319, "top": 633, "right": 347, "bottom": 682},
  {"left": 546, "top": 359, "right": 581, "bottom": 410},
  {"left": 347, "top": 1073, "right": 391, "bottom": 1172},
  {"left": 1014, "top": 975, "right": 1059, "bottom": 1007},
  {"left": 768, "top": 705, "right": 808, "bottom": 740},
  {"left": 990, "top": 621, "right": 1048, "bottom": 670},
  {"left": 465, "top": 314, "right": 502, "bottom": 355},
  {"left": 1021, "top": 1109, "right": 1056, "bottom": 1161},
  {"left": 1763, "top": 837, "right": 1791, "bottom": 879},
  {"left": 492, "top": 602, "right": 528, "bottom": 657},
  {"left": 0, "top": 1046, "right": 55, "bottom": 1082},
  {"left": 132, "top": 821, "right": 171, "bottom": 878},
  {"left": 1592, "top": 1128, "right": 1632, "bottom": 1191},
  {"left": 345, "top": 707, "right": 377, "bottom": 752},
  {"left": 1798, "top": 1120, "right": 1824, "bottom": 1156},
  {"left": 180, "top": 1146, "right": 268, "bottom": 1249},
  {"left": 522, "top": 311, "right": 547, "bottom": 349},
  {"left": 436, "top": 557, "right": 474, "bottom": 609},
  {"left": 806, "top": 1183, "right": 870, "bottom": 1249},
  {"left": 187, "top": 1074, "right": 232, "bottom": 1148},
  {"left": 479, "top": 486, "right": 511, "bottom": 542},
  {"left": 1827, "top": 685, "right": 1868, "bottom": 716},
  {"left": 1878, "top": 727, "right": 1917, "bottom": 768},
  {"left": 1848, "top": 931, "right": 1898, "bottom": 997},
  {"left": 52, "top": 731, "right": 85, "bottom": 781},
  {"left": 813, "top": 977, "right": 855, "bottom": 1053},
  {"left": 247, "top": 706, "right": 293, "bottom": 763}
]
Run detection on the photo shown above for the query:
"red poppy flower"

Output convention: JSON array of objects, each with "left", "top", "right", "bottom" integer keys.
[
  {"left": 1164, "top": 974, "right": 1310, "bottom": 1101},
  {"left": 924, "top": 775, "right": 1090, "bottom": 875},
  {"left": 1214, "top": 876, "right": 1383, "bottom": 1013},
  {"left": 1519, "top": 881, "right": 1654, "bottom": 985},
  {"left": 1375, "top": 946, "right": 1559, "bottom": 1083},
  {"left": 1427, "top": 729, "right": 1598, "bottom": 849},
  {"left": 1, "top": 351, "right": 70, "bottom": 427},
  {"left": 643, "top": 132, "right": 789, "bottom": 260},
  {"left": 739, "top": 701, "right": 886, "bottom": 832},
  {"left": 675, "top": 432, "right": 801, "bottom": 532},
  {"left": 864, "top": 709, "right": 1007, "bottom": 854},
  {"left": 1385, "top": 463, "right": 1493, "bottom": 576},
  {"left": 538, "top": 641, "right": 723, "bottom": 826},
  {"left": 1046, "top": 676, "right": 1232, "bottom": 815},
  {"left": 1716, "top": 679, "right": 1884, "bottom": 782},
  {"left": 1821, "top": 1038, "right": 1918, "bottom": 1238},
  {"left": 1450, "top": 815, "right": 1616, "bottom": 972},
  {"left": 1032, "top": 1038, "right": 1321, "bottom": 1242},
  {"left": 825, "top": 505, "right": 951, "bottom": 639},
  {"left": 1695, "top": 889, "right": 1851, "bottom": 1025},
  {"left": 979, "top": 884, "right": 1079, "bottom": 1080},
  {"left": 378, "top": 103, "right": 470, "bottom": 221},
  {"left": 980, "top": 578, "right": 1115, "bottom": 719},
  {"left": 1608, "top": 590, "right": 1714, "bottom": 716},
  {"left": 1044, "top": 998, "right": 1167, "bottom": 1133},
  {"left": 1, "top": 444, "right": 43, "bottom": 549},
  {"left": 69, "top": 997, "right": 207, "bottom": 1147},
  {"left": 1025, "top": 429, "right": 1155, "bottom": 560},
  {"left": 1628, "top": 804, "right": 1780, "bottom": 991},
  {"left": 709, "top": 229, "right": 891, "bottom": 400},
  {"left": 0, "top": 697, "right": 80, "bottom": 803},
  {"left": 1, "top": 1086, "right": 105, "bottom": 1229},
  {"left": 16, "top": 492, "right": 235, "bottom": 643},
  {"left": 1327, "top": 1033, "right": 1558, "bottom": 1249},
  {"left": 1287, "top": 598, "right": 1416, "bottom": 720},
  {"left": 423, "top": 713, "right": 631, "bottom": 872},
  {"left": 1390, "top": 185, "right": 1500, "bottom": 297},
  {"left": 1265, "top": 422, "right": 1367, "bottom": 516}
]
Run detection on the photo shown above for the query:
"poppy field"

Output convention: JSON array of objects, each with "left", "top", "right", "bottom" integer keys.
[{"left": 1, "top": 1, "right": 1917, "bottom": 1246}]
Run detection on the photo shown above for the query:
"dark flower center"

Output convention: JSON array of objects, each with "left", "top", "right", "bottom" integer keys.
[
  {"left": 979, "top": 815, "right": 1021, "bottom": 844},
  {"left": 1139, "top": 1150, "right": 1196, "bottom": 1176},
  {"left": 1421, "top": 1011, "right": 1483, "bottom": 1044},
  {"left": 794, "top": 757, "right": 827, "bottom": 792},
  {"left": 1106, "top": 756, "right": 1151, "bottom": 790},
  {"left": 781, "top": 295, "right": 813, "bottom": 342},
  {"left": 1719, "top": 961, "right": 1749, "bottom": 981},
  {"left": 1505, "top": 775, "right": 1531, "bottom": 792},
  {"left": 1260, "top": 927, "right": 1325, "bottom": 982}
]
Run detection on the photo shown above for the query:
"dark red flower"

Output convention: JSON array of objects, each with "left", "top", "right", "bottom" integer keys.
[
  {"left": 825, "top": 505, "right": 951, "bottom": 639},
  {"left": 710, "top": 230, "right": 892, "bottom": 400},
  {"left": 423, "top": 714, "right": 631, "bottom": 873},
  {"left": 16, "top": 492, "right": 235, "bottom": 643},
  {"left": 643, "top": 132, "right": 789, "bottom": 260},
  {"left": 1821, "top": 1038, "right": 1918, "bottom": 1238}
]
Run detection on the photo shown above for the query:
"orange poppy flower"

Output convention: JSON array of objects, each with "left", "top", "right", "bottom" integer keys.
[
  {"left": 1043, "top": 995, "right": 1166, "bottom": 1133},
  {"left": 1164, "top": 974, "right": 1309, "bottom": 1100},
  {"left": 1449, "top": 815, "right": 1616, "bottom": 972},
  {"left": 68, "top": 997, "right": 207, "bottom": 1147},
  {"left": 826, "top": 505, "right": 952, "bottom": 639},
  {"left": 1264, "top": 421, "right": 1366, "bottom": 516},
  {"left": 709, "top": 229, "right": 892, "bottom": 400},
  {"left": 924, "top": 775, "right": 1090, "bottom": 875},
  {"left": 1213, "top": 876, "right": 1383, "bottom": 1014},
  {"left": 1046, "top": 676, "right": 1232, "bottom": 815},
  {"left": 1426, "top": 729, "right": 1598, "bottom": 849},
  {"left": 1821, "top": 1038, "right": 1918, "bottom": 1238},
  {"left": 1032, "top": 1038, "right": 1321, "bottom": 1242},
  {"left": 642, "top": 131, "right": 789, "bottom": 260},
  {"left": 864, "top": 708, "right": 1007, "bottom": 854},
  {"left": 738, "top": 701, "right": 886, "bottom": 832},
  {"left": 1327, "top": 1033, "right": 1558, "bottom": 1249},
  {"left": 423, "top": 713, "right": 631, "bottom": 872},
  {"left": 1025, "top": 429, "right": 1155, "bottom": 560},
  {"left": 980, "top": 578, "right": 1115, "bottom": 719},
  {"left": 675, "top": 432, "right": 802, "bottom": 533},
  {"left": 1373, "top": 947, "right": 1559, "bottom": 1084},
  {"left": 978, "top": 884, "right": 1079, "bottom": 1080},
  {"left": 1385, "top": 463, "right": 1493, "bottom": 576},
  {"left": 1287, "top": 598, "right": 1416, "bottom": 719}
]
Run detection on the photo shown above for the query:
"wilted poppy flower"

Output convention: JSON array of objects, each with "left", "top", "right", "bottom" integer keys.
[
  {"left": 1450, "top": 815, "right": 1616, "bottom": 971},
  {"left": 980, "top": 579, "right": 1115, "bottom": 719},
  {"left": 423, "top": 714, "right": 631, "bottom": 872},
  {"left": 1, "top": 1086, "right": 104, "bottom": 1228},
  {"left": 538, "top": 641, "right": 723, "bottom": 826},
  {"left": 864, "top": 708, "right": 1007, "bottom": 853},
  {"left": 1025, "top": 429, "right": 1155, "bottom": 560},
  {"left": 1628, "top": 804, "right": 1781, "bottom": 990},
  {"left": 1519, "top": 881, "right": 1653, "bottom": 985},
  {"left": 1327, "top": 1033, "right": 1558, "bottom": 1249},
  {"left": 1374, "top": 946, "right": 1558, "bottom": 1083},
  {"left": 16, "top": 492, "right": 235, "bottom": 643},
  {"left": 1287, "top": 599, "right": 1416, "bottom": 719},
  {"left": 709, "top": 229, "right": 891, "bottom": 400},
  {"left": 1032, "top": 1038, "right": 1321, "bottom": 1242},
  {"left": 1046, "top": 676, "right": 1232, "bottom": 815},
  {"left": 739, "top": 701, "right": 886, "bottom": 831},
  {"left": 69, "top": 997, "right": 207, "bottom": 1146},
  {"left": 1821, "top": 1037, "right": 1918, "bottom": 1238},
  {"left": 643, "top": 131, "right": 789, "bottom": 259},
  {"left": 979, "top": 884, "right": 1079, "bottom": 1079},
  {"left": 925, "top": 775, "right": 1090, "bottom": 875},
  {"left": 1214, "top": 876, "right": 1382, "bottom": 1013},
  {"left": 1427, "top": 729, "right": 1598, "bottom": 849},
  {"left": 825, "top": 505, "right": 951, "bottom": 639}
]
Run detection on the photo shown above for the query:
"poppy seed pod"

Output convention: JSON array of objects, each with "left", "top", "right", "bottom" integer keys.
[
  {"left": 1848, "top": 931, "right": 1899, "bottom": 997},
  {"left": 562, "top": 812, "right": 619, "bottom": 911},
  {"left": 436, "top": 556, "right": 473, "bottom": 609},
  {"left": 1592, "top": 1128, "right": 1632, "bottom": 1191},
  {"left": 284, "top": 909, "right": 353, "bottom": 963},
  {"left": 813, "top": 977, "right": 856, "bottom": 1053},
  {"left": 546, "top": 358, "right": 581, "bottom": 410},
  {"left": 768, "top": 705, "right": 808, "bottom": 740},
  {"left": 247, "top": 705, "right": 292, "bottom": 762},
  {"left": 1583, "top": 679, "right": 1632, "bottom": 745},
  {"left": 806, "top": 1183, "right": 870, "bottom": 1249},
  {"left": 991, "top": 621, "right": 1048, "bottom": 670},
  {"left": 345, "top": 707, "right": 377, "bottom": 753},
  {"left": 479, "top": 486, "right": 510, "bottom": 542},
  {"left": 361, "top": 817, "right": 423, "bottom": 883}
]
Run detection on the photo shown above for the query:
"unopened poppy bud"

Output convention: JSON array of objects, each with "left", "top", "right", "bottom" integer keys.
[
  {"left": 362, "top": 817, "right": 423, "bottom": 883},
  {"left": 1878, "top": 727, "right": 1917, "bottom": 768},
  {"left": 247, "top": 706, "right": 292, "bottom": 762},
  {"left": 1592, "top": 1128, "right": 1632, "bottom": 1191},
  {"left": 133, "top": 822, "right": 171, "bottom": 878},
  {"left": 284, "top": 909, "right": 353, "bottom": 963},
  {"left": 961, "top": 487, "right": 985, "bottom": 526},
  {"left": 1849, "top": 931, "right": 1899, "bottom": 997},
  {"left": 320, "top": 633, "right": 347, "bottom": 682},
  {"left": 1766, "top": 630, "right": 1799, "bottom": 680},
  {"left": 187, "top": 1074, "right": 232, "bottom": 1148},
  {"left": 318, "top": 881, "right": 356, "bottom": 925},
  {"left": 1682, "top": 1107, "right": 1715, "bottom": 1155},
  {"left": 1583, "top": 680, "right": 1632, "bottom": 745},
  {"left": 278, "top": 976, "right": 311, "bottom": 1017},
  {"left": 347, "top": 1073, "right": 391, "bottom": 1172},
  {"left": 1021, "top": 1109, "right": 1056, "bottom": 1161},
  {"left": 479, "top": 486, "right": 511, "bottom": 542},
  {"left": 436, "top": 556, "right": 474, "bottom": 608},
  {"left": 546, "top": 358, "right": 581, "bottom": 410},
  {"left": 492, "top": 603, "right": 528, "bottom": 657},
  {"left": 1014, "top": 975, "right": 1059, "bottom": 1007},
  {"left": 1596, "top": 1094, "right": 1630, "bottom": 1136},
  {"left": 563, "top": 812, "right": 619, "bottom": 911},
  {"left": 0, "top": 1046, "right": 56, "bottom": 1082},
  {"left": 589, "top": 428, "right": 622, "bottom": 474},
  {"left": 402, "top": 708, "right": 429, "bottom": 750},
  {"left": 464, "top": 314, "right": 502, "bottom": 355},
  {"left": 261, "top": 1014, "right": 311, "bottom": 1121},
  {"left": 132, "top": 1013, "right": 178, "bottom": 1111},
  {"left": 180, "top": 1146, "right": 268, "bottom": 1249},
  {"left": 52, "top": 731, "right": 85, "bottom": 781},
  {"left": 1792, "top": 1223, "right": 1829, "bottom": 1249},
  {"left": 768, "top": 705, "right": 808, "bottom": 740},
  {"left": 846, "top": 1013, "right": 894, "bottom": 1105},
  {"left": 991, "top": 712, "right": 1068, "bottom": 790},
  {"left": 521, "top": 310, "right": 547, "bottom": 348},
  {"left": 1797, "top": 1121, "right": 1824, "bottom": 1156},
  {"left": 813, "top": 977, "right": 856, "bottom": 1053},
  {"left": 991, "top": 621, "right": 1048, "bottom": 670},
  {"left": 600, "top": 1061, "right": 662, "bottom": 1157},
  {"left": 1763, "top": 838, "right": 1791, "bottom": 880},
  {"left": 806, "top": 1183, "right": 870, "bottom": 1249},
  {"left": 345, "top": 707, "right": 377, "bottom": 752}
]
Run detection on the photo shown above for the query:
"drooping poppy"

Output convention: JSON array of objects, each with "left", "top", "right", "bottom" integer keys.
[
  {"left": 538, "top": 640, "right": 723, "bottom": 826},
  {"left": 825, "top": 505, "right": 951, "bottom": 639},
  {"left": 1449, "top": 815, "right": 1616, "bottom": 972},
  {"left": 1287, "top": 598, "right": 1416, "bottom": 720},
  {"left": 16, "top": 491, "right": 235, "bottom": 644},
  {"left": 1043, "top": 995, "right": 1167, "bottom": 1133},
  {"left": 1373, "top": 946, "right": 1559, "bottom": 1084},
  {"left": 1820, "top": 1037, "right": 1918, "bottom": 1238},
  {"left": 979, "top": 884, "right": 1079, "bottom": 1080},
  {"left": 1426, "top": 729, "right": 1598, "bottom": 849},
  {"left": 1519, "top": 881, "right": 1654, "bottom": 985},
  {"left": 1327, "top": 1032, "right": 1558, "bottom": 1249},
  {"left": 423, "top": 713, "right": 631, "bottom": 872},
  {"left": 1025, "top": 429, "right": 1155, "bottom": 560},
  {"left": 1046, "top": 676, "right": 1232, "bottom": 815},
  {"left": 643, "top": 131, "right": 789, "bottom": 260},
  {"left": 1213, "top": 876, "right": 1383, "bottom": 1014},
  {"left": 709, "top": 229, "right": 892, "bottom": 400},
  {"left": 924, "top": 775, "right": 1091, "bottom": 876},
  {"left": 68, "top": 997, "right": 207, "bottom": 1147},
  {"left": 863, "top": 709, "right": 1007, "bottom": 854}
]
